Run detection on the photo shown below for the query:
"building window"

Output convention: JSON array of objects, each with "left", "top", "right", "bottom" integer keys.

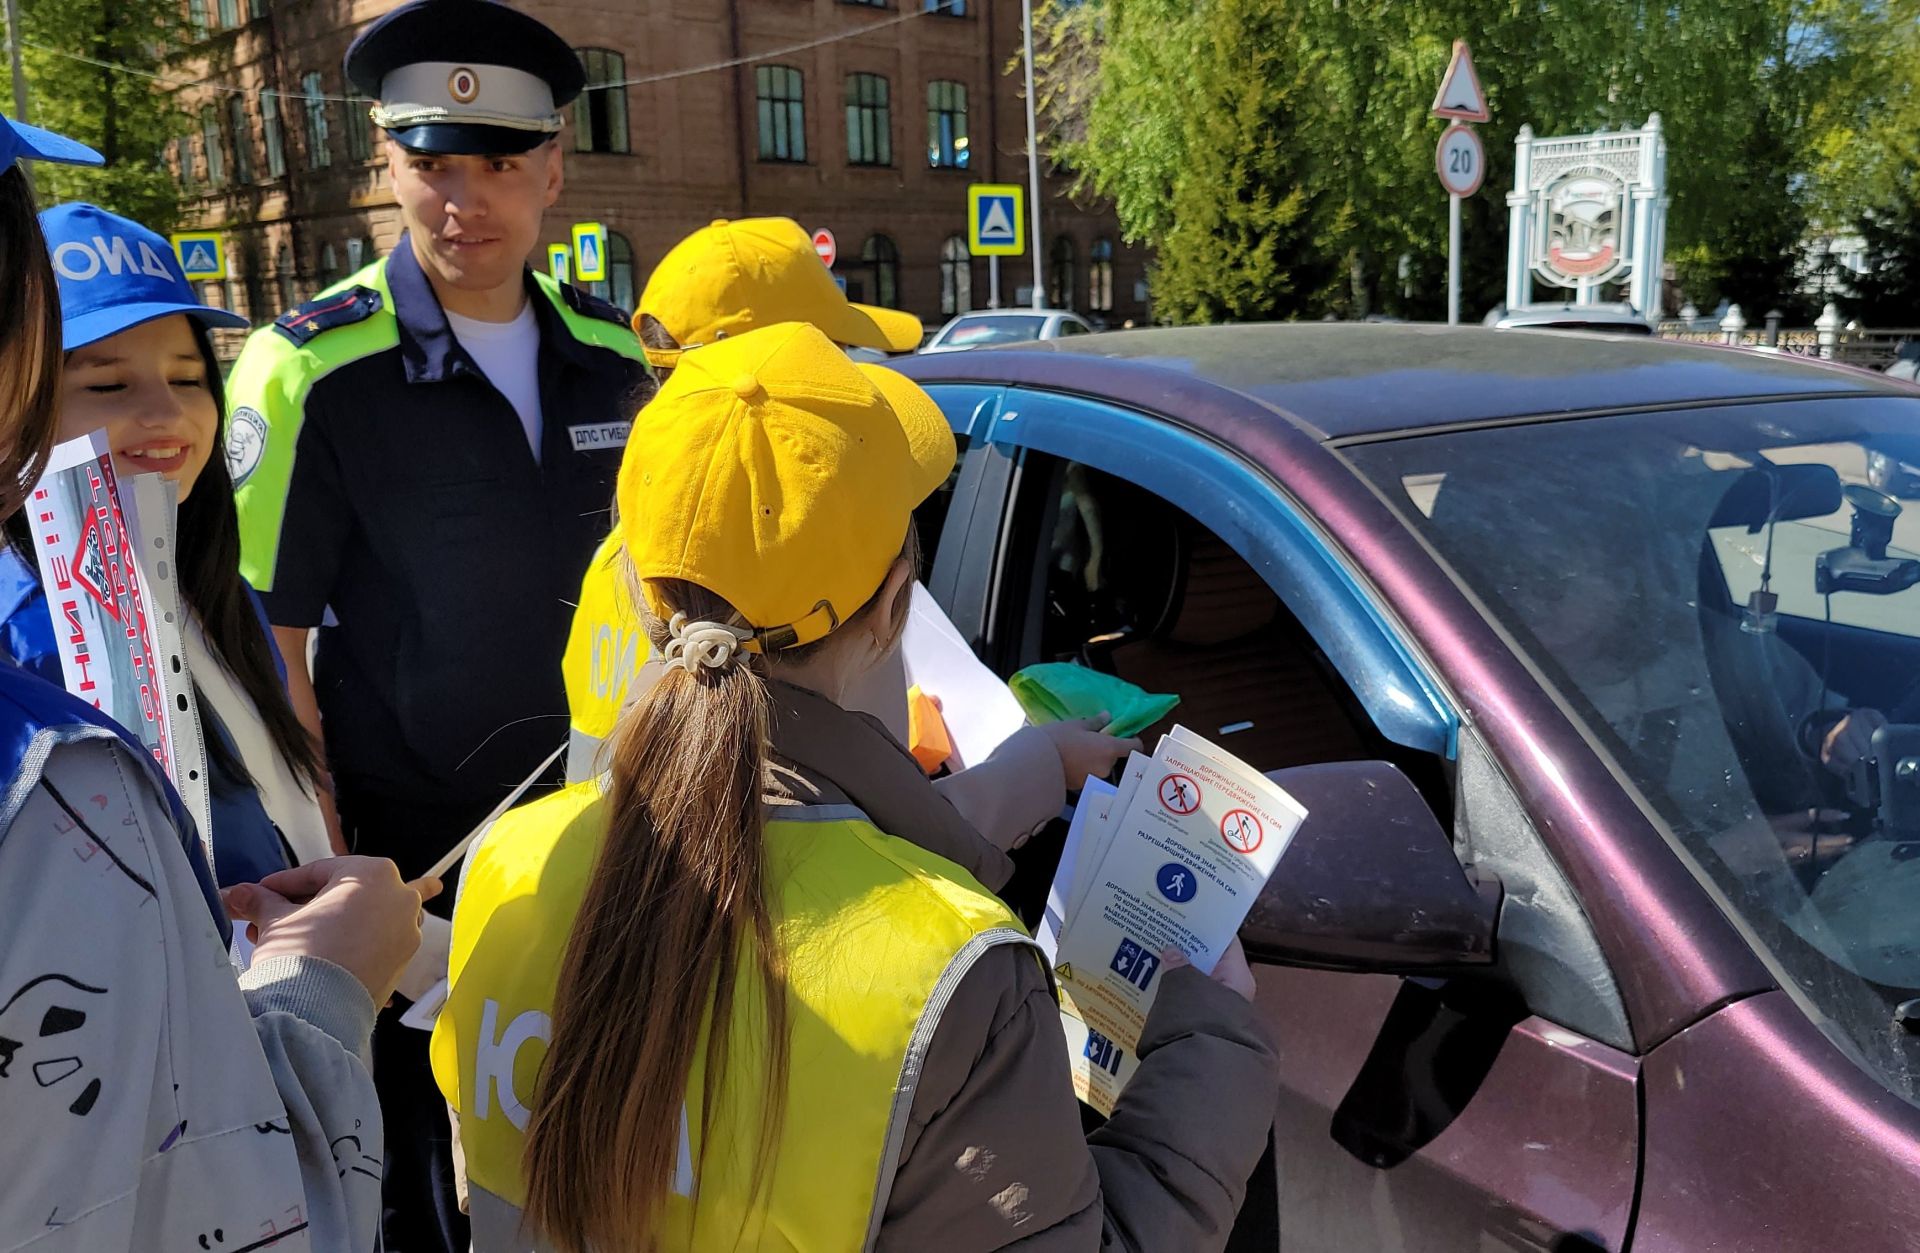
[
  {"left": 574, "top": 49, "right": 630, "bottom": 154},
  {"left": 927, "top": 0, "right": 965, "bottom": 12},
  {"left": 250, "top": 0, "right": 267, "bottom": 19},
  {"left": 844, "top": 73, "right": 890, "bottom": 166},
  {"left": 927, "top": 80, "right": 968, "bottom": 169},
  {"left": 755, "top": 65, "right": 806, "bottom": 163},
  {"left": 302, "top": 73, "right": 331, "bottom": 168},
  {"left": 188, "top": 0, "right": 207, "bottom": 37},
  {"left": 940, "top": 235, "right": 971, "bottom": 316},
  {"left": 843, "top": 0, "right": 887, "bottom": 6},
  {"left": 275, "top": 246, "right": 295, "bottom": 311},
  {"left": 260, "top": 89, "right": 286, "bottom": 177},
  {"left": 861, "top": 234, "right": 900, "bottom": 309},
  {"left": 318, "top": 243, "right": 339, "bottom": 288},
  {"left": 226, "top": 96, "right": 253, "bottom": 183},
  {"left": 345, "top": 95, "right": 373, "bottom": 161},
  {"left": 217, "top": 0, "right": 240, "bottom": 27},
  {"left": 1090, "top": 237, "right": 1114, "bottom": 312},
  {"left": 589, "top": 231, "right": 637, "bottom": 313},
  {"left": 1048, "top": 236, "right": 1077, "bottom": 309},
  {"left": 201, "top": 106, "right": 224, "bottom": 187}
]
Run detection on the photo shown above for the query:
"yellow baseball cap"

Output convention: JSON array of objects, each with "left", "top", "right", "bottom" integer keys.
[
  {"left": 617, "top": 322, "right": 955, "bottom": 651},
  {"left": 637, "top": 217, "right": 926, "bottom": 370}
]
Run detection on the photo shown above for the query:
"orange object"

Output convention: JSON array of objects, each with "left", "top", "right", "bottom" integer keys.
[{"left": 907, "top": 685, "right": 954, "bottom": 775}]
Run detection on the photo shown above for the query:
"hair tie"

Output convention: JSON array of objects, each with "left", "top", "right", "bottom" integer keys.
[{"left": 663, "top": 612, "right": 753, "bottom": 674}]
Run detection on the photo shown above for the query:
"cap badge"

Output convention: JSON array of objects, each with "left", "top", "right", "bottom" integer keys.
[{"left": 448, "top": 66, "right": 480, "bottom": 104}]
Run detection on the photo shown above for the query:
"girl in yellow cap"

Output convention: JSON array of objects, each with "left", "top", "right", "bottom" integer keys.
[{"left": 432, "top": 322, "right": 1278, "bottom": 1253}]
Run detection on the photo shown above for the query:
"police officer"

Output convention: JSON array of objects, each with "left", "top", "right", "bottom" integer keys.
[{"left": 226, "top": 3, "right": 648, "bottom": 1249}]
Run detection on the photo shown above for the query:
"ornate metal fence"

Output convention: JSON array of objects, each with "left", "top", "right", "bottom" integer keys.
[{"left": 1657, "top": 302, "right": 1918, "bottom": 370}]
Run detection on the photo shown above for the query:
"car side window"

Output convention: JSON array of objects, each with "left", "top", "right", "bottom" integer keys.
[
  {"left": 1017, "top": 457, "right": 1392, "bottom": 777},
  {"left": 1058, "top": 320, "right": 1090, "bottom": 336},
  {"left": 996, "top": 450, "right": 1630, "bottom": 1048}
]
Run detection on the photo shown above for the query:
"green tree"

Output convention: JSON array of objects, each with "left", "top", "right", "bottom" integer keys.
[
  {"left": 1151, "top": 0, "right": 1336, "bottom": 322},
  {"left": 16, "top": 0, "right": 192, "bottom": 229},
  {"left": 1044, "top": 0, "right": 1887, "bottom": 322},
  {"left": 1844, "top": 182, "right": 1920, "bottom": 325}
]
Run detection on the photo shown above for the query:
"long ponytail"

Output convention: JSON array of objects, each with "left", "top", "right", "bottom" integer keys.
[
  {"left": 524, "top": 574, "right": 789, "bottom": 1253},
  {"left": 524, "top": 525, "right": 920, "bottom": 1251}
]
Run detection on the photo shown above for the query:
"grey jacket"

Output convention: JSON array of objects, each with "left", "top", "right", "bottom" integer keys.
[{"left": 0, "top": 737, "right": 383, "bottom": 1252}]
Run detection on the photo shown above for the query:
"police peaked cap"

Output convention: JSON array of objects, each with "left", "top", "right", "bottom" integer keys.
[{"left": 345, "top": 0, "right": 587, "bottom": 155}]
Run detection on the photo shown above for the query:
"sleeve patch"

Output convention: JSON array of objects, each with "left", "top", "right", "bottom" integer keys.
[{"left": 272, "top": 286, "right": 383, "bottom": 346}]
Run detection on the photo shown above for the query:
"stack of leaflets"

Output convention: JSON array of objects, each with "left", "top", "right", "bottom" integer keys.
[
  {"left": 1038, "top": 726, "right": 1307, "bottom": 1114},
  {"left": 22, "top": 431, "right": 211, "bottom": 855}
]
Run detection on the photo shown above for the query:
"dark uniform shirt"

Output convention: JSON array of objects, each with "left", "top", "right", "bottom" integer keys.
[{"left": 230, "top": 236, "right": 647, "bottom": 847}]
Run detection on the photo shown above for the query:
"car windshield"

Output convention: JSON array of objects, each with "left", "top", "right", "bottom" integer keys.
[
  {"left": 941, "top": 315, "right": 1047, "bottom": 347},
  {"left": 1348, "top": 396, "right": 1920, "bottom": 1103}
]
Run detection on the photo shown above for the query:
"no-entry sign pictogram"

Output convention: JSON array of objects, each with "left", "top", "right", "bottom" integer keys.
[
  {"left": 1159, "top": 773, "right": 1201, "bottom": 815},
  {"left": 1221, "top": 809, "right": 1263, "bottom": 854}
]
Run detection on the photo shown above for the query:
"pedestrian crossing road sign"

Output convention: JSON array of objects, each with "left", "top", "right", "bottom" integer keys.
[
  {"left": 547, "top": 243, "right": 572, "bottom": 283},
  {"left": 571, "top": 222, "right": 608, "bottom": 283},
  {"left": 170, "top": 231, "right": 225, "bottom": 280},
  {"left": 968, "top": 183, "right": 1024, "bottom": 256}
]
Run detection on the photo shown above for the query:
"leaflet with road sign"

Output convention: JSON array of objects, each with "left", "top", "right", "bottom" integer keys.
[
  {"left": 24, "top": 432, "right": 212, "bottom": 851},
  {"left": 1047, "top": 726, "right": 1306, "bottom": 1112}
]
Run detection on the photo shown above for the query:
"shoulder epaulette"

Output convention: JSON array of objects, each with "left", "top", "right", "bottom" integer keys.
[
  {"left": 272, "top": 285, "right": 384, "bottom": 346},
  {"left": 559, "top": 282, "right": 632, "bottom": 330}
]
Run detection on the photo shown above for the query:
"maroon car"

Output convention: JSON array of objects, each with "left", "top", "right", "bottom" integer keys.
[{"left": 898, "top": 325, "right": 1920, "bottom": 1251}]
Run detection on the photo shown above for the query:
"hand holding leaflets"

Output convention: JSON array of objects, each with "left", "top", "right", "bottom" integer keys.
[{"left": 1040, "top": 725, "right": 1306, "bottom": 1113}]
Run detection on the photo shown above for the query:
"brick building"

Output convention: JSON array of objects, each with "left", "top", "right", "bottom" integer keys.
[{"left": 167, "top": 0, "right": 1148, "bottom": 337}]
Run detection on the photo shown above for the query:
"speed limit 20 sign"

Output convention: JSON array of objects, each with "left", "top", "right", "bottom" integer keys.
[{"left": 1435, "top": 123, "right": 1485, "bottom": 198}]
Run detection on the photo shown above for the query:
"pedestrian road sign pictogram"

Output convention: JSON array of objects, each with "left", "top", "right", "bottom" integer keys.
[
  {"left": 547, "top": 243, "right": 571, "bottom": 282},
  {"left": 170, "top": 231, "right": 225, "bottom": 280},
  {"left": 968, "top": 183, "right": 1025, "bottom": 256},
  {"left": 1156, "top": 862, "right": 1198, "bottom": 904},
  {"left": 1159, "top": 772, "right": 1201, "bottom": 815},
  {"left": 1221, "top": 809, "right": 1264, "bottom": 855},
  {"left": 571, "top": 222, "right": 608, "bottom": 283}
]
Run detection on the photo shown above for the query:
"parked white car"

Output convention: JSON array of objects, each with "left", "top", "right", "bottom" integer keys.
[{"left": 920, "top": 309, "right": 1097, "bottom": 353}]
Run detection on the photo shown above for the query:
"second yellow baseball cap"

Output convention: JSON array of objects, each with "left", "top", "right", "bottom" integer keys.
[
  {"left": 637, "top": 217, "right": 926, "bottom": 370},
  {"left": 617, "top": 322, "right": 954, "bottom": 651}
]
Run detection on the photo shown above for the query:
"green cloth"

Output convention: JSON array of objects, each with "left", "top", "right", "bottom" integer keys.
[{"left": 1009, "top": 663, "right": 1180, "bottom": 740}]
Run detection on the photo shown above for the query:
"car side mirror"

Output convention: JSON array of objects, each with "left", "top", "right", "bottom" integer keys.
[{"left": 1241, "top": 760, "right": 1500, "bottom": 974}]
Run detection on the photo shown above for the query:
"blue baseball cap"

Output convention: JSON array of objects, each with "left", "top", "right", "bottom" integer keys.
[
  {"left": 1, "top": 113, "right": 103, "bottom": 168},
  {"left": 38, "top": 202, "right": 249, "bottom": 352}
]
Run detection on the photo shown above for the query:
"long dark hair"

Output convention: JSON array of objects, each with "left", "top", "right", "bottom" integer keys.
[
  {"left": 178, "top": 321, "right": 327, "bottom": 790},
  {"left": 2, "top": 316, "right": 325, "bottom": 791},
  {"left": 0, "top": 168, "right": 62, "bottom": 519}
]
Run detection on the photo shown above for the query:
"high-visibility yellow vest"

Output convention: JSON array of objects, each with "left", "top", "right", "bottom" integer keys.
[
  {"left": 431, "top": 782, "right": 1038, "bottom": 1252},
  {"left": 559, "top": 531, "right": 646, "bottom": 784}
]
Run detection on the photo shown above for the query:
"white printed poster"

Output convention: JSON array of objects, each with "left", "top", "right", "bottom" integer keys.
[{"left": 1046, "top": 726, "right": 1306, "bottom": 1113}]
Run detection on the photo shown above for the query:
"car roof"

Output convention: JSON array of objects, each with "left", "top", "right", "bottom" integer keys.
[{"left": 895, "top": 322, "right": 1910, "bottom": 440}]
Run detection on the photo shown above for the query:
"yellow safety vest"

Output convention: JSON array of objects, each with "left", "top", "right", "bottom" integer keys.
[
  {"left": 559, "top": 530, "right": 646, "bottom": 784},
  {"left": 431, "top": 783, "right": 1038, "bottom": 1252}
]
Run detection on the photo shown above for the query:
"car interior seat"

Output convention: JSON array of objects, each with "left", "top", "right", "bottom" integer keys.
[{"left": 1087, "top": 515, "right": 1373, "bottom": 772}]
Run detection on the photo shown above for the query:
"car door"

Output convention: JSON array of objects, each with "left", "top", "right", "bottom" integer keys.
[{"left": 916, "top": 383, "right": 1643, "bottom": 1252}]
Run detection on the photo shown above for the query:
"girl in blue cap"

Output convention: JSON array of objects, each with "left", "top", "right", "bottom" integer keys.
[
  {"left": 0, "top": 115, "right": 424, "bottom": 1252},
  {"left": 1, "top": 202, "right": 336, "bottom": 885}
]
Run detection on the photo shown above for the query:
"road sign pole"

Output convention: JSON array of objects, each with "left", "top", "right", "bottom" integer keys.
[
  {"left": 1448, "top": 192, "right": 1462, "bottom": 325},
  {"left": 989, "top": 255, "right": 1001, "bottom": 309},
  {"left": 1022, "top": 0, "right": 1044, "bottom": 310}
]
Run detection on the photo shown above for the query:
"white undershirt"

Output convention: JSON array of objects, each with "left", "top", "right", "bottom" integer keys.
[
  {"left": 447, "top": 301, "right": 545, "bottom": 462},
  {"left": 183, "top": 614, "right": 332, "bottom": 867}
]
